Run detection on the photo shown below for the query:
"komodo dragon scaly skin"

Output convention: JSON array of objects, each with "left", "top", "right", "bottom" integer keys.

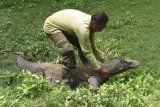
[
  {"left": 16, "top": 52, "right": 63, "bottom": 84},
  {"left": 15, "top": 52, "right": 140, "bottom": 91}
]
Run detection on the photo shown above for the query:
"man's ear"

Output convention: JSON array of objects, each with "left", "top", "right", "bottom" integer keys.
[{"left": 91, "top": 21, "right": 97, "bottom": 25}]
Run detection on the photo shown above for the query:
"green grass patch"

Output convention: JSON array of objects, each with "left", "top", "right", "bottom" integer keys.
[{"left": 0, "top": 0, "right": 160, "bottom": 106}]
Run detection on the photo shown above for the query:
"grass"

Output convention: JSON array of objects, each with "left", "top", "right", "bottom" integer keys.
[{"left": 0, "top": 0, "right": 160, "bottom": 106}]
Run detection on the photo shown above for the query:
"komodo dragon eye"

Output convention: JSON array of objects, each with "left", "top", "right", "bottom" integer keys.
[
  {"left": 125, "top": 59, "right": 140, "bottom": 68},
  {"left": 118, "top": 59, "right": 129, "bottom": 70}
]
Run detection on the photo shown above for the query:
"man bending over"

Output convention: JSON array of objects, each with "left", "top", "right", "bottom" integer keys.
[{"left": 43, "top": 9, "right": 109, "bottom": 80}]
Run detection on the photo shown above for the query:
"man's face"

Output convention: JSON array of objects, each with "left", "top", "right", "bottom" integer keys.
[{"left": 90, "top": 21, "right": 106, "bottom": 32}]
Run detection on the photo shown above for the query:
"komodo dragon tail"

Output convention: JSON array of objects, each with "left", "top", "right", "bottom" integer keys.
[{"left": 15, "top": 52, "right": 44, "bottom": 76}]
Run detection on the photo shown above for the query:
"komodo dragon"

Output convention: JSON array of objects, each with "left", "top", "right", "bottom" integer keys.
[{"left": 16, "top": 52, "right": 140, "bottom": 91}]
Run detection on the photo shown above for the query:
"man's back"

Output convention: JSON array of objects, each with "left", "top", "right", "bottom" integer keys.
[{"left": 43, "top": 9, "right": 91, "bottom": 36}]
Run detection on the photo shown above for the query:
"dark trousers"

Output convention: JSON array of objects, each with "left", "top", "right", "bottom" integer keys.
[{"left": 47, "top": 32, "right": 88, "bottom": 69}]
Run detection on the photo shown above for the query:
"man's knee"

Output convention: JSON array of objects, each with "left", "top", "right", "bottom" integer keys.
[{"left": 58, "top": 41, "right": 73, "bottom": 53}]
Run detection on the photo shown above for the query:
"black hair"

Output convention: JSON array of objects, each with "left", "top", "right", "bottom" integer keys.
[{"left": 91, "top": 12, "right": 109, "bottom": 24}]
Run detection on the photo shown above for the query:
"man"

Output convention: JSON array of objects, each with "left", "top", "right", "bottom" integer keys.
[{"left": 43, "top": 9, "right": 109, "bottom": 79}]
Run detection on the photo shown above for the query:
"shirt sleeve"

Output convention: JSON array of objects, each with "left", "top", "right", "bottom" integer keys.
[
  {"left": 75, "top": 28, "right": 101, "bottom": 70},
  {"left": 90, "top": 34, "right": 105, "bottom": 60}
]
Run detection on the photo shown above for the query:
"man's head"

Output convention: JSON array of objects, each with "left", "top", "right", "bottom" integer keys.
[{"left": 90, "top": 12, "right": 109, "bottom": 33}]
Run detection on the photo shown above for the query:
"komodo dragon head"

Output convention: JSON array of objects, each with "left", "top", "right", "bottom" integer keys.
[
  {"left": 71, "top": 58, "right": 140, "bottom": 92},
  {"left": 101, "top": 58, "right": 140, "bottom": 76}
]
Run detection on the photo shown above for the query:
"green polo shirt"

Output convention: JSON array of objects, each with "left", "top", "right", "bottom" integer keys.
[{"left": 43, "top": 9, "right": 104, "bottom": 70}]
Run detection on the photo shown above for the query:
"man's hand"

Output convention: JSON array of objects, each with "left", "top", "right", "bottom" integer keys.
[{"left": 99, "top": 68, "right": 109, "bottom": 79}]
